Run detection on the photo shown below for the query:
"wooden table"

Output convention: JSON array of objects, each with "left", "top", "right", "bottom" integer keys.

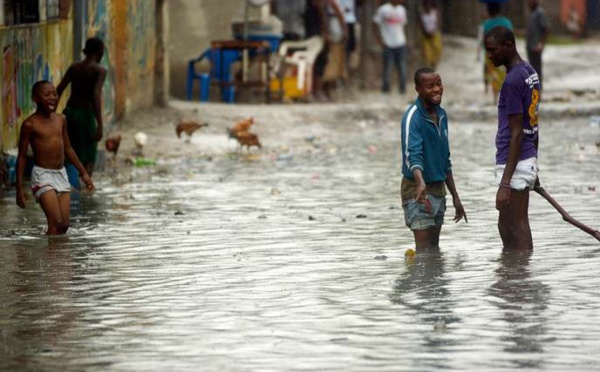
[{"left": 210, "top": 39, "right": 276, "bottom": 103}]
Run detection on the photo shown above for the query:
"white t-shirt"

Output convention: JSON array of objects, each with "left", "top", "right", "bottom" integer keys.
[
  {"left": 373, "top": 4, "right": 407, "bottom": 48},
  {"left": 421, "top": 9, "right": 438, "bottom": 35},
  {"left": 338, "top": 0, "right": 357, "bottom": 24}
]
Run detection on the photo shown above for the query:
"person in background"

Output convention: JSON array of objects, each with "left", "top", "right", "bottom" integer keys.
[
  {"left": 373, "top": 0, "right": 408, "bottom": 94},
  {"left": 400, "top": 67, "right": 468, "bottom": 251},
  {"left": 419, "top": 0, "right": 442, "bottom": 69},
  {"left": 485, "top": 26, "right": 541, "bottom": 250},
  {"left": 565, "top": 6, "right": 582, "bottom": 39},
  {"left": 57, "top": 37, "right": 107, "bottom": 180},
  {"left": 304, "top": 0, "right": 329, "bottom": 100},
  {"left": 477, "top": 3, "right": 513, "bottom": 103},
  {"left": 321, "top": 0, "right": 348, "bottom": 100},
  {"left": 271, "top": 0, "right": 306, "bottom": 41},
  {"left": 526, "top": 0, "right": 549, "bottom": 88},
  {"left": 338, "top": 0, "right": 357, "bottom": 68}
]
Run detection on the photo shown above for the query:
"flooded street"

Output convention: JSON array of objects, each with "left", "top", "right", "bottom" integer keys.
[{"left": 1, "top": 102, "right": 599, "bottom": 371}]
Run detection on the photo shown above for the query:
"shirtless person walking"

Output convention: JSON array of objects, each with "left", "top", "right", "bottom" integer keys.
[
  {"left": 57, "top": 37, "right": 107, "bottom": 176},
  {"left": 16, "top": 81, "right": 94, "bottom": 235}
]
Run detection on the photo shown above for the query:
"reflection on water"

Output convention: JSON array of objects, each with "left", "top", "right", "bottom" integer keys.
[
  {"left": 390, "top": 248, "right": 462, "bottom": 370},
  {"left": 0, "top": 117, "right": 599, "bottom": 371},
  {"left": 488, "top": 250, "right": 551, "bottom": 369},
  {"left": 2, "top": 237, "right": 79, "bottom": 371}
]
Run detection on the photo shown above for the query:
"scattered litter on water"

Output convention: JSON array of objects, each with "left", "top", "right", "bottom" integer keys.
[
  {"left": 433, "top": 319, "right": 447, "bottom": 333},
  {"left": 277, "top": 153, "right": 294, "bottom": 161},
  {"left": 133, "top": 157, "right": 156, "bottom": 167}
]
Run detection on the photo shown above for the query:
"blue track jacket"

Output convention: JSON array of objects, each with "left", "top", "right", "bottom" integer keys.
[{"left": 401, "top": 98, "right": 452, "bottom": 183}]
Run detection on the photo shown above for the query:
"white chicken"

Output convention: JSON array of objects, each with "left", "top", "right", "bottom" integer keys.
[{"left": 134, "top": 131, "right": 148, "bottom": 155}]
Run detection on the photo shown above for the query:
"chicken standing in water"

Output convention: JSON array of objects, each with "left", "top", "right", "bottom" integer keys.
[
  {"left": 105, "top": 133, "right": 122, "bottom": 157},
  {"left": 134, "top": 131, "right": 147, "bottom": 156},
  {"left": 235, "top": 131, "right": 262, "bottom": 152},
  {"left": 227, "top": 117, "right": 261, "bottom": 153},
  {"left": 227, "top": 117, "right": 254, "bottom": 139},
  {"left": 176, "top": 120, "right": 209, "bottom": 143}
]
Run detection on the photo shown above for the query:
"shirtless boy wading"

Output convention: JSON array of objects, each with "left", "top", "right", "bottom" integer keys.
[{"left": 16, "top": 81, "right": 94, "bottom": 235}]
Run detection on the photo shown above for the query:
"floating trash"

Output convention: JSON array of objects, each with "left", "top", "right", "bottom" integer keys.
[{"left": 134, "top": 157, "right": 156, "bottom": 167}]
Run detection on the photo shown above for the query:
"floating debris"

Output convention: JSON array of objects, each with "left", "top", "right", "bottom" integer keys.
[
  {"left": 277, "top": 153, "right": 294, "bottom": 161},
  {"left": 433, "top": 319, "right": 447, "bottom": 333}
]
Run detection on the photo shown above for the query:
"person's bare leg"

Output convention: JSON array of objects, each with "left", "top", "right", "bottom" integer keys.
[
  {"left": 413, "top": 228, "right": 438, "bottom": 251},
  {"left": 512, "top": 189, "right": 532, "bottom": 249},
  {"left": 430, "top": 226, "right": 442, "bottom": 248},
  {"left": 38, "top": 190, "right": 67, "bottom": 235},
  {"left": 498, "top": 189, "right": 532, "bottom": 250},
  {"left": 57, "top": 192, "right": 71, "bottom": 234}
]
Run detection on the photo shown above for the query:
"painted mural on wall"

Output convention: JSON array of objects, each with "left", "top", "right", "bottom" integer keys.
[
  {"left": 85, "top": 0, "right": 116, "bottom": 126},
  {"left": 1, "top": 0, "right": 158, "bottom": 152},
  {"left": 0, "top": 21, "right": 72, "bottom": 152},
  {"left": 127, "top": 0, "right": 156, "bottom": 107}
]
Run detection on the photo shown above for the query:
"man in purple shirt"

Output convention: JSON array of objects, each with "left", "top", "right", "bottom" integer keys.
[{"left": 485, "top": 26, "right": 541, "bottom": 250}]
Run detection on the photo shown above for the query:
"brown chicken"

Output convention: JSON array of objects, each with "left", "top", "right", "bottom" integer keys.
[
  {"left": 234, "top": 131, "right": 262, "bottom": 151},
  {"left": 176, "top": 120, "right": 209, "bottom": 142},
  {"left": 227, "top": 116, "right": 254, "bottom": 139},
  {"left": 104, "top": 133, "right": 122, "bottom": 156}
]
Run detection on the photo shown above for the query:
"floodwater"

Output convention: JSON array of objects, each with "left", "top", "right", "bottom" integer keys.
[{"left": 1, "top": 114, "right": 599, "bottom": 371}]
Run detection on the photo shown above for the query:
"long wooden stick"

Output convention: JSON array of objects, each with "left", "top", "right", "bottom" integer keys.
[{"left": 534, "top": 186, "right": 600, "bottom": 242}]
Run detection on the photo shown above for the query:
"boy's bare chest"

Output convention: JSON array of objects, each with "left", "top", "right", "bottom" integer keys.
[{"left": 33, "top": 120, "right": 63, "bottom": 143}]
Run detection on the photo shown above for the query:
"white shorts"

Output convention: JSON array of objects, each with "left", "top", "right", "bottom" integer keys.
[
  {"left": 30, "top": 166, "right": 71, "bottom": 201},
  {"left": 495, "top": 157, "right": 538, "bottom": 191}
]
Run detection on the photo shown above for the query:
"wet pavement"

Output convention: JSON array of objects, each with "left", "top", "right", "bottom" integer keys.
[{"left": 1, "top": 102, "right": 599, "bottom": 370}]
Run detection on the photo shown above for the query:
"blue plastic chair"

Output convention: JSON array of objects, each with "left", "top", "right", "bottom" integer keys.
[{"left": 186, "top": 48, "right": 241, "bottom": 103}]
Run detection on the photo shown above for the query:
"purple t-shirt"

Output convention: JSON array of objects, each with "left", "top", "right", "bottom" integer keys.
[{"left": 495, "top": 62, "right": 540, "bottom": 165}]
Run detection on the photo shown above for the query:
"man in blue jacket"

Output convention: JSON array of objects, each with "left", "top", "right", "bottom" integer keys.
[{"left": 400, "top": 67, "right": 467, "bottom": 251}]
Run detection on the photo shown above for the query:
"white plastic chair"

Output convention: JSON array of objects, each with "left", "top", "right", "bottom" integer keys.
[{"left": 277, "top": 36, "right": 324, "bottom": 94}]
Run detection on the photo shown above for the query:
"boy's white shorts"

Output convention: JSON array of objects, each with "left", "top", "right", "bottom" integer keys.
[{"left": 495, "top": 157, "right": 538, "bottom": 191}]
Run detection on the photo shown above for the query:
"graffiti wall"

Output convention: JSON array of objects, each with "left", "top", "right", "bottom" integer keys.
[
  {"left": 84, "top": 0, "right": 118, "bottom": 126},
  {"left": 126, "top": 0, "right": 156, "bottom": 109},
  {"left": 83, "top": 0, "right": 156, "bottom": 123},
  {"left": 0, "top": 21, "right": 72, "bottom": 152},
  {"left": 1, "top": 0, "right": 158, "bottom": 152}
]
